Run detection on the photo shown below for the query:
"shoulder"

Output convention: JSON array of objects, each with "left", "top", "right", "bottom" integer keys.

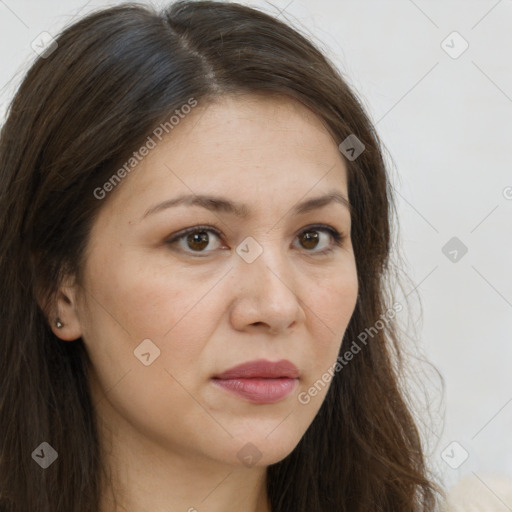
[{"left": 442, "top": 474, "right": 512, "bottom": 512}]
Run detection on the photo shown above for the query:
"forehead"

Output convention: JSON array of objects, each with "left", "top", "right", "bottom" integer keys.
[
  {"left": 168, "top": 93, "right": 340, "bottom": 159},
  {"left": 104, "top": 93, "right": 349, "bottom": 217}
]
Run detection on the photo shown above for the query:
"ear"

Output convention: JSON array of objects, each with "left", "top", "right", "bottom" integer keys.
[{"left": 43, "top": 276, "right": 84, "bottom": 342}]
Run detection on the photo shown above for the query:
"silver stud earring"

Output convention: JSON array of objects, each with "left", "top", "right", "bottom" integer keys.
[{"left": 55, "top": 318, "right": 64, "bottom": 329}]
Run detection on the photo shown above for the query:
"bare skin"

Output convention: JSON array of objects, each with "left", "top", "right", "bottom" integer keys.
[{"left": 51, "top": 93, "right": 358, "bottom": 512}]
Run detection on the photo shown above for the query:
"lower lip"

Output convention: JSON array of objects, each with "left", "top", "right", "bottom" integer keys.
[{"left": 212, "top": 378, "right": 298, "bottom": 404}]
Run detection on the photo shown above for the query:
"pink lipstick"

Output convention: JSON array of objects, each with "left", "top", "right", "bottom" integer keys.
[{"left": 212, "top": 359, "right": 299, "bottom": 404}]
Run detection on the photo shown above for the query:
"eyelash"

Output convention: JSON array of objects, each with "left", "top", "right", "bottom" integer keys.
[{"left": 165, "top": 224, "right": 345, "bottom": 257}]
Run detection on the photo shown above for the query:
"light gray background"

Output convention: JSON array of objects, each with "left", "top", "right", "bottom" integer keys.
[{"left": 1, "top": 0, "right": 511, "bottom": 498}]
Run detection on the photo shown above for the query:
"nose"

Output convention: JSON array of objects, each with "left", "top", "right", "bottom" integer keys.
[{"left": 228, "top": 244, "right": 305, "bottom": 335}]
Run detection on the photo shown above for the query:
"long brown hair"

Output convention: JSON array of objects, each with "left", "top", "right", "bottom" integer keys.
[{"left": 0, "top": 1, "right": 442, "bottom": 510}]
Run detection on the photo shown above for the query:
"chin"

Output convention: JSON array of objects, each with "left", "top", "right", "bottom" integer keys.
[{"left": 222, "top": 433, "right": 302, "bottom": 469}]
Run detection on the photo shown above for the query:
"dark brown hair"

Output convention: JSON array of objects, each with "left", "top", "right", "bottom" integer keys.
[{"left": 0, "top": 1, "right": 442, "bottom": 510}]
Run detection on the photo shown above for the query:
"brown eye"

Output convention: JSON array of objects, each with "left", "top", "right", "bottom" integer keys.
[
  {"left": 185, "top": 231, "right": 210, "bottom": 251},
  {"left": 166, "top": 226, "right": 224, "bottom": 255},
  {"left": 294, "top": 226, "right": 343, "bottom": 254},
  {"left": 299, "top": 231, "right": 320, "bottom": 250},
  {"left": 166, "top": 224, "right": 344, "bottom": 257}
]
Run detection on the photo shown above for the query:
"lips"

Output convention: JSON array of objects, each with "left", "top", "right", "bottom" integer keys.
[
  {"left": 212, "top": 359, "right": 299, "bottom": 404},
  {"left": 213, "top": 359, "right": 300, "bottom": 380}
]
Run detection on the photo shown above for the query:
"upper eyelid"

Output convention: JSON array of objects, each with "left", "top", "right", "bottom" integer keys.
[
  {"left": 167, "top": 224, "right": 344, "bottom": 246},
  {"left": 169, "top": 223, "right": 340, "bottom": 236}
]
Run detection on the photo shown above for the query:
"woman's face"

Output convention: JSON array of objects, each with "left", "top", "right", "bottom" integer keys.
[{"left": 64, "top": 93, "right": 358, "bottom": 467}]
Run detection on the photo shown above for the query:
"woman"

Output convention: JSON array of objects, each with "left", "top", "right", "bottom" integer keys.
[{"left": 0, "top": 1, "right": 442, "bottom": 510}]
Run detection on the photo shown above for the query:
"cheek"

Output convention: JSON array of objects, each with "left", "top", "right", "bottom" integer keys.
[
  {"left": 305, "top": 268, "right": 358, "bottom": 375},
  {"left": 81, "top": 254, "right": 225, "bottom": 387},
  {"left": 80, "top": 263, "right": 223, "bottom": 450},
  {"left": 84, "top": 250, "right": 198, "bottom": 337}
]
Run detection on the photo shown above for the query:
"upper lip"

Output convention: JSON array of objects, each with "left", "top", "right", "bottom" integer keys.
[{"left": 213, "top": 359, "right": 300, "bottom": 379}]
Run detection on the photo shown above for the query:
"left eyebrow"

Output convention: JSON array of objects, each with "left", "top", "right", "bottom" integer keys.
[{"left": 142, "top": 190, "right": 352, "bottom": 220}]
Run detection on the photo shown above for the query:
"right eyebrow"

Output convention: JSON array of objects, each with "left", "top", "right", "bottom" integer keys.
[{"left": 142, "top": 190, "right": 352, "bottom": 220}]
